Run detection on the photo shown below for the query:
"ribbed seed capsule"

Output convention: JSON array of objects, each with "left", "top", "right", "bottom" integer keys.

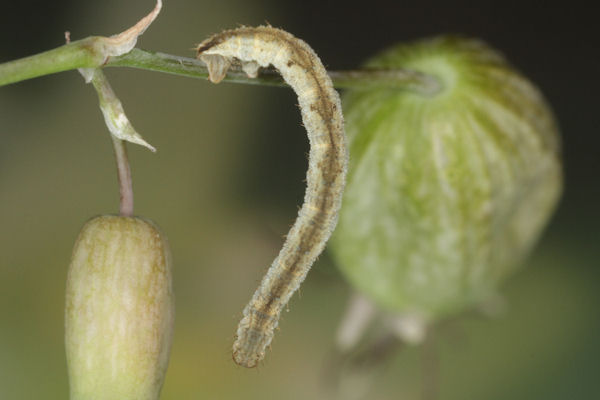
[
  {"left": 331, "top": 36, "right": 562, "bottom": 322},
  {"left": 65, "top": 215, "right": 174, "bottom": 400}
]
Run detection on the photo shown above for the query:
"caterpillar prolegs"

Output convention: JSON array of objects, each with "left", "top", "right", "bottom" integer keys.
[{"left": 197, "top": 26, "right": 348, "bottom": 368}]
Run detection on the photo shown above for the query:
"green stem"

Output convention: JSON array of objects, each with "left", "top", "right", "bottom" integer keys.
[
  {"left": 111, "top": 136, "right": 134, "bottom": 217},
  {"left": 107, "top": 48, "right": 282, "bottom": 87},
  {"left": 110, "top": 49, "right": 441, "bottom": 94},
  {"left": 0, "top": 40, "right": 440, "bottom": 95},
  {"left": 328, "top": 69, "right": 440, "bottom": 94},
  {"left": 87, "top": 69, "right": 136, "bottom": 216},
  {"left": 0, "top": 37, "right": 107, "bottom": 86}
]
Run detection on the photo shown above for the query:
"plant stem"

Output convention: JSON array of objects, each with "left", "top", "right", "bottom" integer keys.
[
  {"left": 88, "top": 69, "right": 136, "bottom": 216},
  {"left": 0, "top": 42, "right": 440, "bottom": 95},
  {"left": 110, "top": 136, "right": 134, "bottom": 217},
  {"left": 108, "top": 48, "right": 441, "bottom": 95},
  {"left": 328, "top": 69, "right": 440, "bottom": 94},
  {"left": 0, "top": 38, "right": 107, "bottom": 86}
]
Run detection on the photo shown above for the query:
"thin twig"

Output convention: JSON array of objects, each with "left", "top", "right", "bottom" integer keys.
[
  {"left": 108, "top": 48, "right": 441, "bottom": 95},
  {"left": 0, "top": 41, "right": 440, "bottom": 96},
  {"left": 110, "top": 136, "right": 134, "bottom": 217}
]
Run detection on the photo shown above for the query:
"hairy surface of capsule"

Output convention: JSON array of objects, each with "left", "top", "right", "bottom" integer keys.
[
  {"left": 331, "top": 36, "right": 562, "bottom": 320},
  {"left": 65, "top": 215, "right": 174, "bottom": 400}
]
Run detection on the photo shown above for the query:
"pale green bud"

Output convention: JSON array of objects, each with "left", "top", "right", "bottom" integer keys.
[
  {"left": 331, "top": 36, "right": 562, "bottom": 321},
  {"left": 65, "top": 215, "right": 174, "bottom": 400}
]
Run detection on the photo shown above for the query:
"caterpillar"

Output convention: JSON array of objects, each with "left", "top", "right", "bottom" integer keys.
[{"left": 197, "top": 26, "right": 348, "bottom": 368}]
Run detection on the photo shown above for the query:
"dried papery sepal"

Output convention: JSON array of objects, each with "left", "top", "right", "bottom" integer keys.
[
  {"left": 100, "top": 0, "right": 162, "bottom": 58},
  {"left": 84, "top": 68, "right": 156, "bottom": 152}
]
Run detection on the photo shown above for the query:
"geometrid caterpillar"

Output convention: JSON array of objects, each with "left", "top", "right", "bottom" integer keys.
[{"left": 197, "top": 26, "right": 348, "bottom": 368}]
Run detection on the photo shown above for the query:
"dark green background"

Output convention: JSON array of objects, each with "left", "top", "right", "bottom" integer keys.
[{"left": 1, "top": 1, "right": 598, "bottom": 399}]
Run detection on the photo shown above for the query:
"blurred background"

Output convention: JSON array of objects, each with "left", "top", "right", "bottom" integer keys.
[{"left": 1, "top": 0, "right": 598, "bottom": 399}]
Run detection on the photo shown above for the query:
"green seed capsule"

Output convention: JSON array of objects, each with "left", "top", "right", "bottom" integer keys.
[
  {"left": 331, "top": 36, "right": 562, "bottom": 321},
  {"left": 65, "top": 215, "right": 174, "bottom": 400}
]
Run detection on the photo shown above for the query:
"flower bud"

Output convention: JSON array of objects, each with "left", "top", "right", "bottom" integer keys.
[
  {"left": 65, "top": 215, "right": 174, "bottom": 400},
  {"left": 331, "top": 36, "right": 562, "bottom": 321}
]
